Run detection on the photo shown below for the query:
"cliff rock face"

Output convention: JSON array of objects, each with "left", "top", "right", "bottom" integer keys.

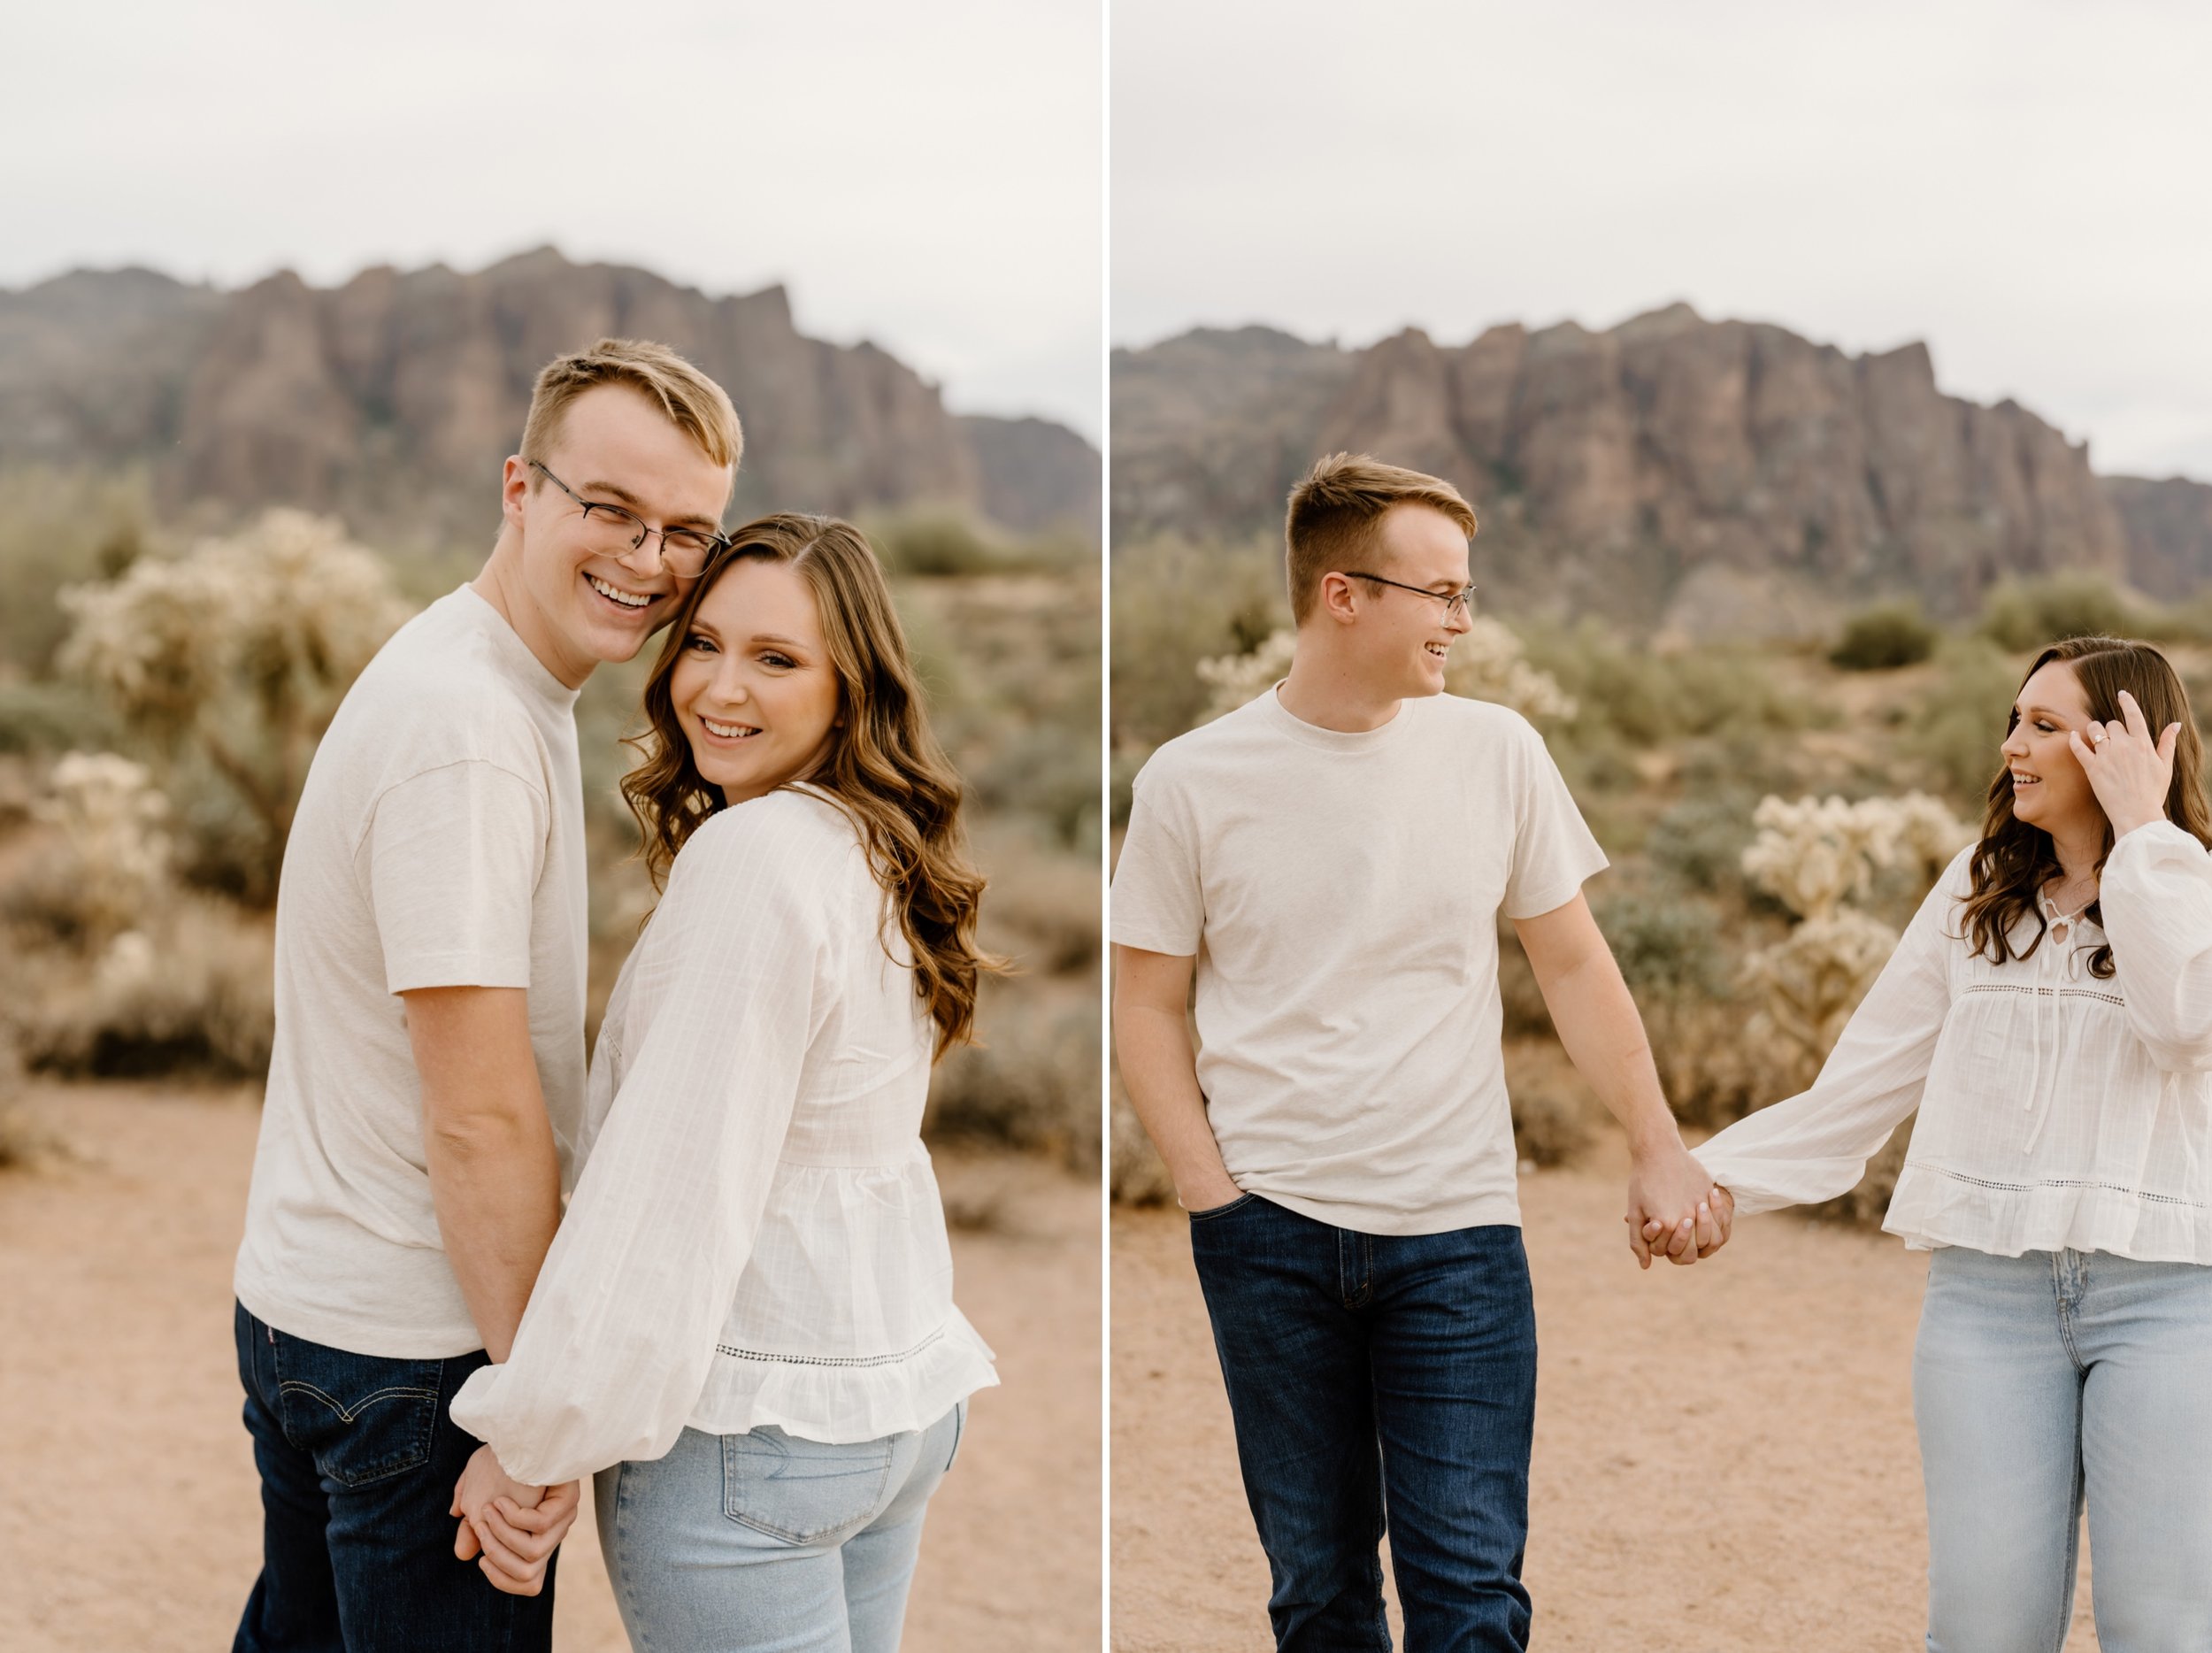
[
  {"left": 2106, "top": 474, "right": 2212, "bottom": 602},
  {"left": 1115, "top": 304, "right": 2143, "bottom": 633},
  {"left": 0, "top": 250, "right": 1097, "bottom": 545}
]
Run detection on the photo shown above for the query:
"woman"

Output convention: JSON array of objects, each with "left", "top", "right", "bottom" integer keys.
[
  {"left": 447, "top": 514, "right": 1001, "bottom": 1650},
  {"left": 1689, "top": 635, "right": 2212, "bottom": 1649}
]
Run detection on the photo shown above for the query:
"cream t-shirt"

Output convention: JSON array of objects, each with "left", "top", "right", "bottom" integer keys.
[
  {"left": 234, "top": 586, "right": 588, "bottom": 1358},
  {"left": 1111, "top": 686, "right": 1607, "bottom": 1235}
]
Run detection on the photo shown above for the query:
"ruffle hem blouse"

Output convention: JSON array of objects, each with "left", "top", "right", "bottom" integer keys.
[
  {"left": 449, "top": 788, "right": 997, "bottom": 1486},
  {"left": 1695, "top": 820, "right": 2212, "bottom": 1262}
]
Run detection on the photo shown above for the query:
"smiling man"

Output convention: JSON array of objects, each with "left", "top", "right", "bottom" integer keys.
[
  {"left": 230, "top": 340, "right": 740, "bottom": 1652},
  {"left": 1111, "top": 451, "right": 1726, "bottom": 1651}
]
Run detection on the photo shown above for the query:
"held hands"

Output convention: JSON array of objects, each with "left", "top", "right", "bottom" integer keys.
[
  {"left": 450, "top": 1444, "right": 580, "bottom": 1596},
  {"left": 2070, "top": 688, "right": 2180, "bottom": 840},
  {"left": 1624, "top": 1142, "right": 1732, "bottom": 1269}
]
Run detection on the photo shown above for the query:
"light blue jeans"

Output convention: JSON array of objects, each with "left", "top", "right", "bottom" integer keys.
[
  {"left": 1914, "top": 1246, "right": 2212, "bottom": 1652},
  {"left": 592, "top": 1403, "right": 964, "bottom": 1653}
]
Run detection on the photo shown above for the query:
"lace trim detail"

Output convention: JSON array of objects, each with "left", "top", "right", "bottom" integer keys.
[
  {"left": 1960, "top": 982, "right": 2125, "bottom": 1007},
  {"left": 1921, "top": 1164, "right": 2206, "bottom": 1210},
  {"left": 715, "top": 1326, "right": 949, "bottom": 1369}
]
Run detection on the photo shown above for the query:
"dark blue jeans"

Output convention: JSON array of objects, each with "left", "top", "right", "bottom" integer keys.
[
  {"left": 1188, "top": 1196, "right": 1538, "bottom": 1653},
  {"left": 232, "top": 1302, "right": 557, "bottom": 1652}
]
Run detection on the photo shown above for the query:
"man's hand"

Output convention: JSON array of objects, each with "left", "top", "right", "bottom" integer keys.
[
  {"left": 450, "top": 1444, "right": 577, "bottom": 1595},
  {"left": 1624, "top": 1141, "right": 1732, "bottom": 1269}
]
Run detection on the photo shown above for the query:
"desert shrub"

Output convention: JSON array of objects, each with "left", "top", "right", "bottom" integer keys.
[
  {"left": 59, "top": 510, "right": 413, "bottom": 898},
  {"left": 1525, "top": 622, "right": 1830, "bottom": 760},
  {"left": 1646, "top": 788, "right": 1758, "bottom": 896},
  {"left": 1502, "top": 1040, "right": 1600, "bottom": 1167},
  {"left": 872, "top": 511, "right": 1005, "bottom": 577},
  {"left": 1109, "top": 1079, "right": 1177, "bottom": 1205},
  {"left": 0, "top": 682, "right": 122, "bottom": 757},
  {"left": 926, "top": 986, "right": 1101, "bottom": 1171},
  {"left": 1593, "top": 890, "right": 1755, "bottom": 1123},
  {"left": 1901, "top": 636, "right": 2019, "bottom": 809},
  {"left": 0, "top": 466, "right": 150, "bottom": 675},
  {"left": 1112, "top": 534, "right": 1285, "bottom": 745},
  {"left": 1496, "top": 922, "right": 1553, "bottom": 1038},
  {"left": 16, "top": 895, "right": 274, "bottom": 1078},
  {"left": 1832, "top": 602, "right": 1937, "bottom": 671},
  {"left": 1978, "top": 573, "right": 2134, "bottom": 653},
  {"left": 4, "top": 752, "right": 172, "bottom": 948}
]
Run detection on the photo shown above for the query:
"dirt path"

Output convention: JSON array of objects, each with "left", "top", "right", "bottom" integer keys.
[
  {"left": 0, "top": 1080, "right": 1099, "bottom": 1652},
  {"left": 1111, "top": 1133, "right": 2100, "bottom": 1651}
]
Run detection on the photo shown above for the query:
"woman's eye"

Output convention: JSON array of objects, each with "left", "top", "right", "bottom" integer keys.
[
  {"left": 684, "top": 634, "right": 715, "bottom": 652},
  {"left": 761, "top": 652, "right": 796, "bottom": 669}
]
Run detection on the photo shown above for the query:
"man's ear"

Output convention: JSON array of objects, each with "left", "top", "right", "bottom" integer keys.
[
  {"left": 1319, "top": 571, "right": 1361, "bottom": 627},
  {"left": 500, "top": 456, "right": 533, "bottom": 527}
]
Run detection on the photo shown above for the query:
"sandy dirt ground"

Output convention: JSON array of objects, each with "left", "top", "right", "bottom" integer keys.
[
  {"left": 0, "top": 1080, "right": 1099, "bottom": 1652},
  {"left": 1111, "top": 1132, "right": 2101, "bottom": 1651}
]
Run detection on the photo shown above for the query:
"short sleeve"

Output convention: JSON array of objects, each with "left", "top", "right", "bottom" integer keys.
[
  {"left": 1501, "top": 719, "right": 1608, "bottom": 919},
  {"left": 365, "top": 761, "right": 549, "bottom": 994},
  {"left": 1111, "top": 762, "right": 1204, "bottom": 957}
]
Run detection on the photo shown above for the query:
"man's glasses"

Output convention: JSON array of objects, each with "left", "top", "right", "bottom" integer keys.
[
  {"left": 1340, "top": 570, "right": 1477, "bottom": 623},
  {"left": 529, "top": 460, "right": 729, "bottom": 580}
]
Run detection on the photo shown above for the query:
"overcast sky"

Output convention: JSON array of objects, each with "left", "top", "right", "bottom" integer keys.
[
  {"left": 1115, "top": 0, "right": 2212, "bottom": 481},
  {"left": 4, "top": 0, "right": 1102, "bottom": 442}
]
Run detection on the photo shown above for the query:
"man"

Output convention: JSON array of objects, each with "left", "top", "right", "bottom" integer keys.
[
  {"left": 230, "top": 339, "right": 741, "bottom": 1650},
  {"left": 1111, "top": 452, "right": 1727, "bottom": 1651}
]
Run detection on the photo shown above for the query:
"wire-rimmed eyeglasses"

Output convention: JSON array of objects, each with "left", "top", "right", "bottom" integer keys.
[
  {"left": 1340, "top": 569, "right": 1477, "bottom": 623},
  {"left": 529, "top": 459, "right": 729, "bottom": 579}
]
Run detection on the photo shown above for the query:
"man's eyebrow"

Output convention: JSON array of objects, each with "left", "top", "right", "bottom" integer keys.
[{"left": 576, "top": 479, "right": 722, "bottom": 532}]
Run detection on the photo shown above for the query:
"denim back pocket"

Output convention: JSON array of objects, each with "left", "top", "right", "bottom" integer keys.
[
  {"left": 723, "top": 1427, "right": 896, "bottom": 1545},
  {"left": 272, "top": 1335, "right": 443, "bottom": 1489}
]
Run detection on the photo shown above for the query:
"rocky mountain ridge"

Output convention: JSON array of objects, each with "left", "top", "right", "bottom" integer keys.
[
  {"left": 0, "top": 249, "right": 1098, "bottom": 546},
  {"left": 1112, "top": 307, "right": 2212, "bottom": 634}
]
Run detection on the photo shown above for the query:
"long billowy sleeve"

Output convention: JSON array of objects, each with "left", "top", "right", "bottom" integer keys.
[
  {"left": 1693, "top": 853, "right": 1964, "bottom": 1215},
  {"left": 448, "top": 801, "right": 845, "bottom": 1485},
  {"left": 2100, "top": 820, "right": 2212, "bottom": 1073}
]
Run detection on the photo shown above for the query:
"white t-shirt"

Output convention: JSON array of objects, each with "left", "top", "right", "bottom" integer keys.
[
  {"left": 1111, "top": 685, "right": 1607, "bottom": 1235},
  {"left": 234, "top": 586, "right": 588, "bottom": 1358}
]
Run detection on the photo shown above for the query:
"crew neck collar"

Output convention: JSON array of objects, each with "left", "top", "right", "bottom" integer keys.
[
  {"left": 1256, "top": 681, "right": 1417, "bottom": 752},
  {"left": 455, "top": 584, "right": 583, "bottom": 707}
]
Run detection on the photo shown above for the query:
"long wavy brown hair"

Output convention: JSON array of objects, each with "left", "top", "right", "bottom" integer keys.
[
  {"left": 621, "top": 513, "right": 1002, "bottom": 1056},
  {"left": 1960, "top": 634, "right": 2212, "bottom": 978}
]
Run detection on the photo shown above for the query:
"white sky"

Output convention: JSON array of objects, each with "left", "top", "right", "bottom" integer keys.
[
  {"left": 3, "top": 0, "right": 1103, "bottom": 442},
  {"left": 1113, "top": 0, "right": 2212, "bottom": 481}
]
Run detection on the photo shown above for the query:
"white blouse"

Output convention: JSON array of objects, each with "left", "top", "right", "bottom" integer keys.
[
  {"left": 1695, "top": 821, "right": 2212, "bottom": 1263},
  {"left": 449, "top": 788, "right": 997, "bottom": 1487}
]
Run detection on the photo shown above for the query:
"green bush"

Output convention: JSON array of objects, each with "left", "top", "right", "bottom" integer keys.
[
  {"left": 0, "top": 466, "right": 150, "bottom": 676},
  {"left": 1110, "top": 534, "right": 1285, "bottom": 746},
  {"left": 1832, "top": 602, "right": 1938, "bottom": 671},
  {"left": 926, "top": 985, "right": 1101, "bottom": 1171},
  {"left": 1978, "top": 573, "right": 2134, "bottom": 653},
  {"left": 1646, "top": 789, "right": 1758, "bottom": 896},
  {"left": 1902, "top": 637, "right": 2019, "bottom": 810}
]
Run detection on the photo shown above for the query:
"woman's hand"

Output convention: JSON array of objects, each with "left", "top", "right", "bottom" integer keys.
[
  {"left": 2070, "top": 688, "right": 2180, "bottom": 841},
  {"left": 450, "top": 1444, "right": 579, "bottom": 1595}
]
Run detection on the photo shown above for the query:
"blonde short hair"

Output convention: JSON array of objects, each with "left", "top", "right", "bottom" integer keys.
[
  {"left": 519, "top": 337, "right": 742, "bottom": 474},
  {"left": 1285, "top": 452, "right": 1477, "bottom": 623}
]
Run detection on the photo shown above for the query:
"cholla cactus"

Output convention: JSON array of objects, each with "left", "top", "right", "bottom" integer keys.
[
  {"left": 31, "top": 751, "right": 172, "bottom": 943},
  {"left": 59, "top": 510, "right": 412, "bottom": 862},
  {"left": 1195, "top": 619, "right": 1573, "bottom": 726},
  {"left": 1740, "top": 790, "right": 1970, "bottom": 1091},
  {"left": 1196, "top": 630, "right": 1297, "bottom": 722},
  {"left": 1740, "top": 908, "right": 1902, "bottom": 1093},
  {"left": 1443, "top": 617, "right": 1577, "bottom": 721},
  {"left": 1740, "top": 792, "right": 1970, "bottom": 922}
]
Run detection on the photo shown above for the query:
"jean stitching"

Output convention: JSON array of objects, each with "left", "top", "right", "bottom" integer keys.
[
  {"left": 274, "top": 1380, "right": 438, "bottom": 1423},
  {"left": 612, "top": 1462, "right": 657, "bottom": 1653}
]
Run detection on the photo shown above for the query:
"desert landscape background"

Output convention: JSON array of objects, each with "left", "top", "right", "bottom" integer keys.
[
  {"left": 0, "top": 250, "right": 1102, "bottom": 1650},
  {"left": 1110, "top": 305, "right": 2212, "bottom": 1649}
]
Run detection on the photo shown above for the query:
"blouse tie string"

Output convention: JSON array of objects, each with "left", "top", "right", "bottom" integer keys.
[
  {"left": 2022, "top": 903, "right": 2091, "bottom": 1157},
  {"left": 2021, "top": 903, "right": 2068, "bottom": 1155}
]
